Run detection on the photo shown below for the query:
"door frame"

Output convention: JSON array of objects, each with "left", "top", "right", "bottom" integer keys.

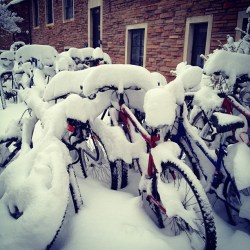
[{"left": 88, "top": 0, "right": 103, "bottom": 48}]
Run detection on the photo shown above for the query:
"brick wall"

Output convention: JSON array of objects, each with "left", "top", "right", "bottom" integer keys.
[
  {"left": 31, "top": 0, "right": 88, "bottom": 51},
  {"left": 102, "top": 0, "right": 250, "bottom": 80},
  {"left": 2, "top": 0, "right": 250, "bottom": 81}
]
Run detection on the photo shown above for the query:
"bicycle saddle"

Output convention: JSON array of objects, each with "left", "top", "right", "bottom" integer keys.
[{"left": 210, "top": 112, "right": 244, "bottom": 133}]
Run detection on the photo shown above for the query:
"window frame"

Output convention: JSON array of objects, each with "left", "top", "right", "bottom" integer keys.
[
  {"left": 183, "top": 15, "right": 213, "bottom": 65},
  {"left": 32, "top": 0, "right": 39, "bottom": 28},
  {"left": 46, "top": 0, "right": 54, "bottom": 25},
  {"left": 63, "top": 0, "right": 74, "bottom": 21},
  {"left": 236, "top": 10, "right": 248, "bottom": 41},
  {"left": 125, "top": 23, "right": 148, "bottom": 67}
]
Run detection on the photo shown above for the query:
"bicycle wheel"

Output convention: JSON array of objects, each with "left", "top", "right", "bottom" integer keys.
[
  {"left": 115, "top": 159, "right": 128, "bottom": 189},
  {"left": 0, "top": 139, "right": 21, "bottom": 168},
  {"left": 178, "top": 139, "right": 202, "bottom": 180},
  {"left": 80, "top": 132, "right": 128, "bottom": 190},
  {"left": 0, "top": 140, "right": 70, "bottom": 250},
  {"left": 191, "top": 111, "right": 213, "bottom": 140},
  {"left": 223, "top": 176, "right": 242, "bottom": 225},
  {"left": 143, "top": 161, "right": 217, "bottom": 249}
]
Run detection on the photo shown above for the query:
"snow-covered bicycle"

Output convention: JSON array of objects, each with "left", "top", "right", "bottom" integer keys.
[{"left": 81, "top": 64, "right": 217, "bottom": 249}]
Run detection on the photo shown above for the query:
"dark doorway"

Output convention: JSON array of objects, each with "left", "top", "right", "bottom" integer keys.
[
  {"left": 191, "top": 23, "right": 208, "bottom": 67},
  {"left": 91, "top": 7, "right": 100, "bottom": 48}
]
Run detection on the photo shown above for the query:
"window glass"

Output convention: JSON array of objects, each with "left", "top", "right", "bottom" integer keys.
[
  {"left": 46, "top": 0, "right": 53, "bottom": 24},
  {"left": 191, "top": 23, "right": 208, "bottom": 67},
  {"left": 64, "top": 0, "right": 74, "bottom": 20},
  {"left": 33, "top": 0, "right": 39, "bottom": 27},
  {"left": 91, "top": 7, "right": 100, "bottom": 48},
  {"left": 242, "top": 17, "right": 248, "bottom": 38},
  {"left": 130, "top": 29, "right": 144, "bottom": 66}
]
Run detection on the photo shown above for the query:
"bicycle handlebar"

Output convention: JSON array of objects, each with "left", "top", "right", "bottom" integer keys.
[{"left": 87, "top": 85, "right": 141, "bottom": 100}]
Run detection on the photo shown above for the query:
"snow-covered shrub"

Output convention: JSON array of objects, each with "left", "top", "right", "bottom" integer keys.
[
  {"left": 203, "top": 50, "right": 250, "bottom": 87},
  {"left": 203, "top": 6, "right": 250, "bottom": 93},
  {"left": 0, "top": 3, "right": 23, "bottom": 34}
]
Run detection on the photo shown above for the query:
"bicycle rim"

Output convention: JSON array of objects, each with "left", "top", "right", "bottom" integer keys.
[
  {"left": 223, "top": 177, "right": 242, "bottom": 225},
  {"left": 145, "top": 162, "right": 217, "bottom": 249},
  {"left": 0, "top": 141, "right": 21, "bottom": 168},
  {"left": 81, "top": 133, "right": 120, "bottom": 190}
]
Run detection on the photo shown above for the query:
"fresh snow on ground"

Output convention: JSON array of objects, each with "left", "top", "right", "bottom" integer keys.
[
  {"left": 1, "top": 42, "right": 250, "bottom": 249},
  {"left": 0, "top": 102, "right": 250, "bottom": 250}
]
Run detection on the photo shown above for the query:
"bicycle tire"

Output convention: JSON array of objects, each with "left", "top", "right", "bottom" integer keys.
[
  {"left": 0, "top": 140, "right": 21, "bottom": 168},
  {"left": 120, "top": 159, "right": 128, "bottom": 188},
  {"left": 223, "top": 176, "right": 242, "bottom": 225},
  {"left": 178, "top": 139, "right": 202, "bottom": 180},
  {"left": 80, "top": 132, "right": 128, "bottom": 190},
  {"left": 46, "top": 203, "right": 68, "bottom": 250},
  {"left": 143, "top": 161, "right": 217, "bottom": 249},
  {"left": 0, "top": 146, "right": 70, "bottom": 250}
]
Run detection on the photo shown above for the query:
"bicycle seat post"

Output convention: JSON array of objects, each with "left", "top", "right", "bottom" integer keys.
[{"left": 118, "top": 93, "right": 125, "bottom": 106}]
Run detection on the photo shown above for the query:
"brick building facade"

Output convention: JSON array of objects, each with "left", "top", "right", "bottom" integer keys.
[{"left": 1, "top": 0, "right": 249, "bottom": 80}]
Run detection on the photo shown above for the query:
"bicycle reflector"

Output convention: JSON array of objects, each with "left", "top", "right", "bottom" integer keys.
[{"left": 67, "top": 124, "right": 75, "bottom": 132}]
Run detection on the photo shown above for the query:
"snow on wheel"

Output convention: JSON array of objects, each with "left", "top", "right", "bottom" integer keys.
[{"left": 0, "top": 138, "right": 71, "bottom": 250}]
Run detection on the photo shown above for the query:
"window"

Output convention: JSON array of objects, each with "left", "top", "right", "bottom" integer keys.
[
  {"left": 236, "top": 11, "right": 249, "bottom": 40},
  {"left": 125, "top": 24, "right": 147, "bottom": 67},
  {"left": 91, "top": 7, "right": 100, "bottom": 48},
  {"left": 32, "top": 0, "right": 39, "bottom": 27},
  {"left": 241, "top": 18, "right": 248, "bottom": 37},
  {"left": 191, "top": 23, "right": 208, "bottom": 67},
  {"left": 88, "top": 0, "right": 103, "bottom": 48},
  {"left": 63, "top": 0, "right": 74, "bottom": 20},
  {"left": 183, "top": 15, "right": 213, "bottom": 68},
  {"left": 46, "top": 0, "right": 54, "bottom": 24},
  {"left": 130, "top": 29, "right": 145, "bottom": 66}
]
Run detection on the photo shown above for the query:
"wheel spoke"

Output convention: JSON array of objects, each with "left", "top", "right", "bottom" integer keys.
[{"left": 144, "top": 162, "right": 216, "bottom": 249}]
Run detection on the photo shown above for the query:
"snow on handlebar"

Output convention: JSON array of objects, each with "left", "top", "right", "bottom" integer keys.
[
  {"left": 86, "top": 85, "right": 142, "bottom": 100},
  {"left": 81, "top": 64, "right": 156, "bottom": 97}
]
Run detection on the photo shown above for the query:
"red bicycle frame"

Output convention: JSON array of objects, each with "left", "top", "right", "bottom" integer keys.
[
  {"left": 222, "top": 95, "right": 250, "bottom": 143},
  {"left": 222, "top": 95, "right": 250, "bottom": 120},
  {"left": 117, "top": 103, "right": 160, "bottom": 177}
]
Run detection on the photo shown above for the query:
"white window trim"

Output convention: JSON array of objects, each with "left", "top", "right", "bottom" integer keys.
[
  {"left": 236, "top": 10, "right": 248, "bottom": 41},
  {"left": 45, "top": 0, "right": 54, "bottom": 25},
  {"left": 88, "top": 0, "right": 103, "bottom": 47},
  {"left": 183, "top": 15, "right": 213, "bottom": 64},
  {"left": 62, "top": 0, "right": 74, "bottom": 22},
  {"left": 125, "top": 23, "right": 148, "bottom": 67}
]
